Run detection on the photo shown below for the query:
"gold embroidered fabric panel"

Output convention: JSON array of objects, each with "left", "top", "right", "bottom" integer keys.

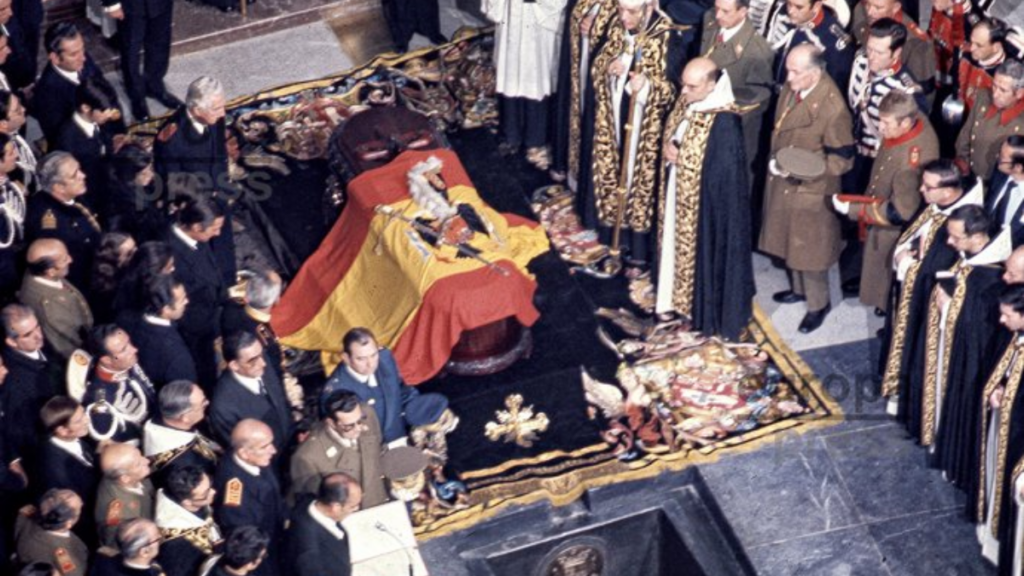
[
  {"left": 591, "top": 16, "right": 677, "bottom": 232},
  {"left": 568, "top": 0, "right": 616, "bottom": 183},
  {"left": 881, "top": 211, "right": 948, "bottom": 397},
  {"left": 658, "top": 103, "right": 717, "bottom": 317},
  {"left": 921, "top": 263, "right": 970, "bottom": 446},
  {"left": 978, "top": 340, "right": 1024, "bottom": 532}
]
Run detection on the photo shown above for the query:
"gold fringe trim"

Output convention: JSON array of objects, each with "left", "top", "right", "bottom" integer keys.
[
  {"left": 921, "top": 263, "right": 969, "bottom": 446},
  {"left": 413, "top": 304, "right": 843, "bottom": 541}
]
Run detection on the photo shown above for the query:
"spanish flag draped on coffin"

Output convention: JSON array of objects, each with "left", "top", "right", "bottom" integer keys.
[{"left": 271, "top": 149, "right": 550, "bottom": 384}]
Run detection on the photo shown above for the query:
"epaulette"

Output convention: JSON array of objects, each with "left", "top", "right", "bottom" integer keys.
[
  {"left": 830, "top": 23, "right": 851, "bottom": 50},
  {"left": 905, "top": 19, "right": 929, "bottom": 42},
  {"left": 41, "top": 209, "right": 56, "bottom": 230},
  {"left": 899, "top": 73, "right": 919, "bottom": 90},
  {"left": 157, "top": 123, "right": 178, "bottom": 143},
  {"left": 909, "top": 146, "right": 921, "bottom": 167},
  {"left": 224, "top": 477, "right": 243, "bottom": 507},
  {"left": 106, "top": 499, "right": 123, "bottom": 527}
]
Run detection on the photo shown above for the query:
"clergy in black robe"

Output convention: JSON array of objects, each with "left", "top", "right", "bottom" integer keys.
[
  {"left": 581, "top": 0, "right": 686, "bottom": 266},
  {"left": 921, "top": 209, "right": 1008, "bottom": 511},
  {"left": 153, "top": 77, "right": 237, "bottom": 286},
  {"left": 143, "top": 381, "right": 221, "bottom": 489},
  {"left": 654, "top": 58, "right": 753, "bottom": 340},
  {"left": 975, "top": 285, "right": 1024, "bottom": 568},
  {"left": 880, "top": 161, "right": 980, "bottom": 435},
  {"left": 382, "top": 0, "right": 445, "bottom": 53},
  {"left": 155, "top": 467, "right": 222, "bottom": 576},
  {"left": 550, "top": 0, "right": 617, "bottom": 187}
]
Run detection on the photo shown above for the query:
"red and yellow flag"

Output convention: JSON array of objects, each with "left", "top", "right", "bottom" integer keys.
[{"left": 271, "top": 149, "right": 550, "bottom": 384}]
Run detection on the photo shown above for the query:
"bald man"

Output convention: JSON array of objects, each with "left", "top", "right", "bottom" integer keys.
[
  {"left": 95, "top": 443, "right": 155, "bottom": 548},
  {"left": 17, "top": 238, "right": 93, "bottom": 359},
  {"left": 656, "top": 57, "right": 754, "bottom": 340},
  {"left": 213, "top": 419, "right": 285, "bottom": 576},
  {"left": 1004, "top": 247, "right": 1024, "bottom": 285},
  {"left": 90, "top": 518, "right": 164, "bottom": 576}
]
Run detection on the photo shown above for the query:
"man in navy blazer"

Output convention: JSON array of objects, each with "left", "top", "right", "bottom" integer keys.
[
  {"left": 287, "top": 472, "right": 359, "bottom": 576},
  {"left": 319, "top": 327, "right": 449, "bottom": 445},
  {"left": 987, "top": 135, "right": 1024, "bottom": 247},
  {"left": 31, "top": 23, "right": 109, "bottom": 144}
]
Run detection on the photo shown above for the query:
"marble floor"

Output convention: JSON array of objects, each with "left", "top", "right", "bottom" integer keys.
[{"left": 74, "top": 0, "right": 1000, "bottom": 572}]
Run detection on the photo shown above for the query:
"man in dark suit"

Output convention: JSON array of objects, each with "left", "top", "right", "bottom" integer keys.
[
  {"left": 287, "top": 472, "right": 360, "bottom": 576},
  {"left": 51, "top": 77, "right": 121, "bottom": 212},
  {"left": 221, "top": 269, "right": 283, "bottom": 380},
  {"left": 988, "top": 135, "right": 1024, "bottom": 247},
  {"left": 320, "top": 327, "right": 448, "bottom": 445},
  {"left": 208, "top": 331, "right": 291, "bottom": 457},
  {"left": 213, "top": 419, "right": 284, "bottom": 576},
  {"left": 30, "top": 23, "right": 107, "bottom": 144},
  {"left": 103, "top": 0, "right": 180, "bottom": 121},
  {"left": 24, "top": 152, "right": 102, "bottom": 288},
  {"left": 37, "top": 396, "right": 100, "bottom": 547},
  {"left": 153, "top": 76, "right": 237, "bottom": 286},
  {"left": 166, "top": 194, "right": 226, "bottom": 391},
  {"left": 1, "top": 304, "right": 60, "bottom": 465},
  {"left": 126, "top": 275, "right": 197, "bottom": 390}
]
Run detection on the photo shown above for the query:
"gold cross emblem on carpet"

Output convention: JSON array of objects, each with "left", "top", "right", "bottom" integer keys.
[{"left": 485, "top": 394, "right": 549, "bottom": 448}]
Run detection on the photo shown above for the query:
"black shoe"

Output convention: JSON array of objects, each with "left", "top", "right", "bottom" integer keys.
[
  {"left": 842, "top": 278, "right": 860, "bottom": 298},
  {"left": 798, "top": 303, "right": 832, "bottom": 334},
  {"left": 148, "top": 87, "right": 184, "bottom": 109},
  {"left": 773, "top": 290, "right": 806, "bottom": 304},
  {"left": 131, "top": 100, "right": 151, "bottom": 122},
  {"left": 873, "top": 307, "right": 886, "bottom": 317}
]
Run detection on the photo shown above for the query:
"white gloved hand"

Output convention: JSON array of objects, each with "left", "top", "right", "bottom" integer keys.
[{"left": 831, "top": 195, "right": 850, "bottom": 215}]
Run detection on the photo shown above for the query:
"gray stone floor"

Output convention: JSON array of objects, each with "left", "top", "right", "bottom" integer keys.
[{"left": 78, "top": 1, "right": 1005, "bottom": 572}]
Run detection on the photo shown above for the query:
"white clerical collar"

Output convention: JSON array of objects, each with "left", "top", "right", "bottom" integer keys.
[
  {"left": 966, "top": 230, "right": 1013, "bottom": 266},
  {"left": 935, "top": 180, "right": 985, "bottom": 216},
  {"left": 186, "top": 110, "right": 207, "bottom": 135},
  {"left": 345, "top": 364, "right": 377, "bottom": 388},
  {"left": 720, "top": 20, "right": 745, "bottom": 43},
  {"left": 231, "top": 371, "right": 262, "bottom": 395},
  {"left": 54, "top": 64, "right": 80, "bottom": 85},
  {"left": 32, "top": 275, "right": 63, "bottom": 290},
  {"left": 72, "top": 112, "right": 98, "bottom": 137},
  {"left": 308, "top": 501, "right": 346, "bottom": 539},
  {"left": 15, "top": 348, "right": 44, "bottom": 361},
  {"left": 155, "top": 490, "right": 214, "bottom": 531},
  {"left": 233, "top": 453, "right": 260, "bottom": 477},
  {"left": 172, "top": 225, "right": 199, "bottom": 250},
  {"left": 50, "top": 436, "right": 91, "bottom": 466},
  {"left": 143, "top": 314, "right": 172, "bottom": 327},
  {"left": 690, "top": 71, "right": 736, "bottom": 112},
  {"left": 143, "top": 419, "right": 197, "bottom": 456}
]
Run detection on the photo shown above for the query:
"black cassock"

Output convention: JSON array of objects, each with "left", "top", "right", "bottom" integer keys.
[
  {"left": 663, "top": 112, "right": 754, "bottom": 341},
  {"left": 894, "top": 224, "right": 958, "bottom": 439},
  {"left": 997, "top": 375, "right": 1024, "bottom": 576},
  {"left": 931, "top": 266, "right": 1006, "bottom": 518}
]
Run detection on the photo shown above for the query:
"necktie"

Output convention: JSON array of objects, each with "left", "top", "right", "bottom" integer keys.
[
  {"left": 258, "top": 378, "right": 267, "bottom": 396},
  {"left": 996, "top": 182, "right": 1016, "bottom": 224}
]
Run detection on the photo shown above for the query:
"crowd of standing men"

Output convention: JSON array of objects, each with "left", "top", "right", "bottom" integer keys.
[{"left": 488, "top": 0, "right": 1024, "bottom": 573}]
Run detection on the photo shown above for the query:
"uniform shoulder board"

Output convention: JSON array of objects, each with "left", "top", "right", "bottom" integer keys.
[
  {"left": 41, "top": 209, "right": 56, "bottom": 230},
  {"left": 909, "top": 146, "right": 921, "bottom": 167},
  {"left": 224, "top": 477, "right": 243, "bottom": 507},
  {"left": 106, "top": 500, "right": 123, "bottom": 527},
  {"left": 54, "top": 547, "right": 76, "bottom": 575},
  {"left": 157, "top": 123, "right": 178, "bottom": 143},
  {"left": 900, "top": 73, "right": 919, "bottom": 90}
]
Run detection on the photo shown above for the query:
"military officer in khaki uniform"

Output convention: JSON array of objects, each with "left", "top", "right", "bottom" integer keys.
[
  {"left": 759, "top": 43, "right": 855, "bottom": 334},
  {"left": 289, "top": 390, "right": 388, "bottom": 509},
  {"left": 95, "top": 443, "right": 156, "bottom": 548},
  {"left": 17, "top": 238, "right": 93, "bottom": 360},
  {"left": 699, "top": 0, "right": 775, "bottom": 167},
  {"left": 15, "top": 489, "right": 89, "bottom": 576},
  {"left": 955, "top": 60, "right": 1024, "bottom": 181},
  {"left": 832, "top": 91, "right": 939, "bottom": 312}
]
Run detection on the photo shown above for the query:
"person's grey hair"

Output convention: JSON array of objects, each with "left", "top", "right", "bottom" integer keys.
[
  {"left": 186, "top": 76, "right": 225, "bottom": 112},
  {"left": 103, "top": 461, "right": 131, "bottom": 480},
  {"left": 997, "top": 60, "right": 1024, "bottom": 91},
  {"left": 159, "top": 380, "right": 197, "bottom": 420},
  {"left": 1, "top": 303, "right": 35, "bottom": 339},
  {"left": 117, "top": 518, "right": 157, "bottom": 559},
  {"left": 246, "top": 270, "right": 282, "bottom": 310},
  {"left": 38, "top": 151, "right": 76, "bottom": 193}
]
